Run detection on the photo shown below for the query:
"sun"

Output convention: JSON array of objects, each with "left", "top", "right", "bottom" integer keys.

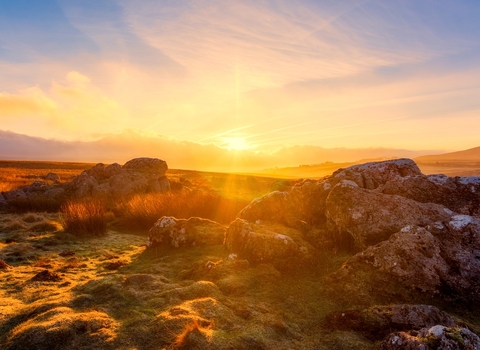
[{"left": 225, "top": 137, "right": 249, "bottom": 151}]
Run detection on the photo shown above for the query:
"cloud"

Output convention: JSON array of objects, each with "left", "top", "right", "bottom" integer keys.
[{"left": 0, "top": 71, "right": 128, "bottom": 139}]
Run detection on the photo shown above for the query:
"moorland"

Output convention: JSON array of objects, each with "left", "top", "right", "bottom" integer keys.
[{"left": 0, "top": 157, "right": 480, "bottom": 349}]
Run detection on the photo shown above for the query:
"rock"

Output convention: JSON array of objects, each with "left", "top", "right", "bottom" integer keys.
[
  {"left": 123, "top": 157, "right": 168, "bottom": 179},
  {"left": 379, "top": 326, "right": 480, "bottom": 350},
  {"left": 42, "top": 187, "right": 65, "bottom": 200},
  {"left": 74, "top": 174, "right": 99, "bottom": 197},
  {"left": 224, "top": 218, "right": 316, "bottom": 271},
  {"left": 331, "top": 158, "right": 422, "bottom": 190},
  {"left": 238, "top": 191, "right": 293, "bottom": 225},
  {"left": 327, "top": 222, "right": 480, "bottom": 302},
  {"left": 148, "top": 216, "right": 226, "bottom": 248},
  {"left": 325, "top": 180, "right": 451, "bottom": 249},
  {"left": 85, "top": 163, "right": 107, "bottom": 180},
  {"left": 378, "top": 174, "right": 480, "bottom": 217},
  {"left": 44, "top": 172, "right": 59, "bottom": 181},
  {"left": 326, "top": 304, "right": 455, "bottom": 340},
  {"left": 103, "top": 162, "right": 122, "bottom": 178},
  {"left": 2, "top": 189, "right": 27, "bottom": 201},
  {"left": 148, "top": 176, "right": 170, "bottom": 192}
]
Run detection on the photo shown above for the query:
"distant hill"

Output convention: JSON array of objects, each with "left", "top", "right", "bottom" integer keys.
[
  {"left": 415, "top": 146, "right": 480, "bottom": 176},
  {"left": 415, "top": 146, "right": 480, "bottom": 164}
]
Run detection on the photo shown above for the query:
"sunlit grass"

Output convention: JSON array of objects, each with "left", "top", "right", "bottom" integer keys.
[
  {"left": 114, "top": 191, "right": 249, "bottom": 229},
  {"left": 60, "top": 200, "right": 108, "bottom": 236}
]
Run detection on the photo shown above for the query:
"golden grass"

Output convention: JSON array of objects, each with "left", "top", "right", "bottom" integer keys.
[
  {"left": 0, "top": 160, "right": 92, "bottom": 192},
  {"left": 114, "top": 191, "right": 250, "bottom": 229},
  {"left": 169, "top": 319, "right": 212, "bottom": 350},
  {"left": 60, "top": 200, "right": 108, "bottom": 236}
]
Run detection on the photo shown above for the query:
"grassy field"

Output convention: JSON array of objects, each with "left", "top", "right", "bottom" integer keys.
[
  {"left": 1, "top": 159, "right": 479, "bottom": 349},
  {"left": 0, "top": 160, "right": 94, "bottom": 192}
]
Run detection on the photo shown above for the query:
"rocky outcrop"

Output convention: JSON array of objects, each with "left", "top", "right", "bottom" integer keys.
[
  {"left": 239, "top": 158, "right": 480, "bottom": 231},
  {"left": 328, "top": 221, "right": 480, "bottom": 302},
  {"left": 71, "top": 157, "right": 170, "bottom": 198},
  {"left": 233, "top": 158, "right": 480, "bottom": 302},
  {"left": 326, "top": 304, "right": 455, "bottom": 340},
  {"left": 224, "top": 218, "right": 316, "bottom": 271},
  {"left": 325, "top": 180, "right": 452, "bottom": 249},
  {"left": 379, "top": 326, "right": 480, "bottom": 350},
  {"left": 0, "top": 157, "right": 171, "bottom": 208},
  {"left": 148, "top": 216, "right": 226, "bottom": 248}
]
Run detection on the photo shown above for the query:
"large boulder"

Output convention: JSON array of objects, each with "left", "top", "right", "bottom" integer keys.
[
  {"left": 123, "top": 157, "right": 168, "bottom": 179},
  {"left": 2, "top": 189, "right": 27, "bottom": 201},
  {"left": 378, "top": 174, "right": 480, "bottom": 217},
  {"left": 326, "top": 304, "right": 455, "bottom": 340},
  {"left": 379, "top": 326, "right": 480, "bottom": 350},
  {"left": 331, "top": 158, "right": 422, "bottom": 190},
  {"left": 238, "top": 191, "right": 294, "bottom": 226},
  {"left": 69, "top": 157, "right": 169, "bottom": 198},
  {"left": 148, "top": 216, "right": 226, "bottom": 248},
  {"left": 327, "top": 221, "right": 480, "bottom": 302},
  {"left": 325, "top": 180, "right": 452, "bottom": 249},
  {"left": 224, "top": 218, "right": 316, "bottom": 271}
]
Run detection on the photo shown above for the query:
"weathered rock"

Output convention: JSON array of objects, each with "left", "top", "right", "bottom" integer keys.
[
  {"left": 326, "top": 304, "right": 455, "bottom": 340},
  {"left": 328, "top": 222, "right": 480, "bottom": 302},
  {"left": 332, "top": 158, "right": 422, "bottom": 190},
  {"left": 2, "top": 189, "right": 27, "bottom": 201},
  {"left": 239, "top": 159, "right": 480, "bottom": 236},
  {"left": 103, "top": 162, "right": 122, "bottom": 178},
  {"left": 148, "top": 216, "right": 226, "bottom": 248},
  {"left": 42, "top": 187, "right": 65, "bottom": 200},
  {"left": 325, "top": 180, "right": 451, "bottom": 249},
  {"left": 123, "top": 157, "right": 168, "bottom": 179},
  {"left": 224, "top": 218, "right": 316, "bottom": 270},
  {"left": 85, "top": 163, "right": 107, "bottom": 180},
  {"left": 74, "top": 174, "right": 99, "bottom": 197},
  {"left": 44, "top": 172, "right": 59, "bottom": 181},
  {"left": 378, "top": 174, "right": 480, "bottom": 217},
  {"left": 379, "top": 326, "right": 480, "bottom": 350},
  {"left": 238, "top": 191, "right": 293, "bottom": 225}
]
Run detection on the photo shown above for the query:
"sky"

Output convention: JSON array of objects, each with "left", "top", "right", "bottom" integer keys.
[{"left": 1, "top": 1, "right": 480, "bottom": 169}]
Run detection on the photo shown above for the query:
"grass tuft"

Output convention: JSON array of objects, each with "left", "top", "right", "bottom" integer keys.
[
  {"left": 169, "top": 319, "right": 212, "bottom": 350},
  {"left": 60, "top": 200, "right": 107, "bottom": 236}
]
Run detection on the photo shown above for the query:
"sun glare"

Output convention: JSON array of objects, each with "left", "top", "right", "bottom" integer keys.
[{"left": 225, "top": 137, "right": 249, "bottom": 151}]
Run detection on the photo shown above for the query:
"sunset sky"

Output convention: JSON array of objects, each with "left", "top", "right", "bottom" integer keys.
[{"left": 1, "top": 1, "right": 480, "bottom": 169}]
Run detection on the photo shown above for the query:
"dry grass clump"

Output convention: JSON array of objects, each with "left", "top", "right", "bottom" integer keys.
[
  {"left": 169, "top": 319, "right": 212, "bottom": 350},
  {"left": 60, "top": 200, "right": 107, "bottom": 236},
  {"left": 28, "top": 220, "right": 60, "bottom": 232},
  {"left": 4, "top": 307, "right": 119, "bottom": 350},
  {"left": 114, "top": 191, "right": 249, "bottom": 229}
]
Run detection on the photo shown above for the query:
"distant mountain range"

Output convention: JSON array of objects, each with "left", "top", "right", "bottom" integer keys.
[{"left": 0, "top": 129, "right": 441, "bottom": 173}]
